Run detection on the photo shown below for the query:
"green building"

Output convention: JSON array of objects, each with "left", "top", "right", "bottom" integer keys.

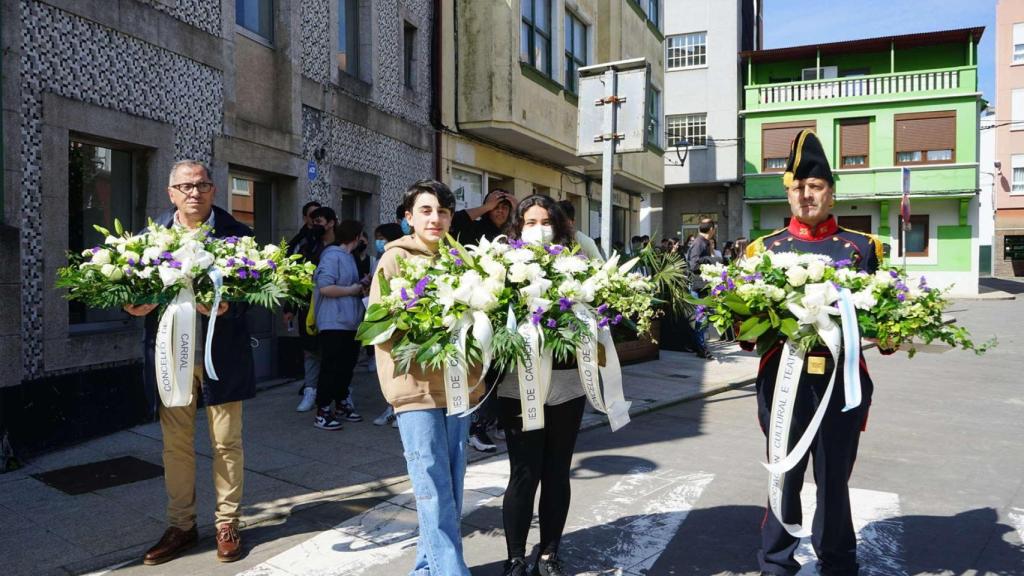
[{"left": 740, "top": 27, "right": 985, "bottom": 295}]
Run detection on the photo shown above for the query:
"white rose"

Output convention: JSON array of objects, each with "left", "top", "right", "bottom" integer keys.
[
  {"left": 737, "top": 284, "right": 758, "bottom": 299},
  {"left": 91, "top": 249, "right": 111, "bottom": 266},
  {"left": 768, "top": 286, "right": 787, "bottom": 302},
  {"left": 137, "top": 267, "right": 155, "bottom": 279},
  {"left": 806, "top": 260, "right": 826, "bottom": 282},
  {"left": 508, "top": 262, "right": 531, "bottom": 283},
  {"left": 261, "top": 244, "right": 280, "bottom": 257},
  {"left": 122, "top": 250, "right": 140, "bottom": 263},
  {"left": 851, "top": 289, "right": 877, "bottom": 310},
  {"left": 504, "top": 248, "right": 536, "bottom": 264},
  {"left": 158, "top": 266, "right": 184, "bottom": 287},
  {"left": 874, "top": 270, "right": 895, "bottom": 287},
  {"left": 786, "top": 266, "right": 809, "bottom": 287},
  {"left": 480, "top": 257, "right": 507, "bottom": 282},
  {"left": 771, "top": 252, "right": 799, "bottom": 270},
  {"left": 389, "top": 277, "right": 412, "bottom": 292},
  {"left": 142, "top": 246, "right": 162, "bottom": 264},
  {"left": 100, "top": 263, "right": 123, "bottom": 281}
]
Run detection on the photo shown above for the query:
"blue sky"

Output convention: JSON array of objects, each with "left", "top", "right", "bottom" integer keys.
[{"left": 763, "top": 0, "right": 995, "bottom": 105}]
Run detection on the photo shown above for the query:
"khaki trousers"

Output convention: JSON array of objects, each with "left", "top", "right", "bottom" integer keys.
[{"left": 159, "top": 366, "right": 244, "bottom": 530}]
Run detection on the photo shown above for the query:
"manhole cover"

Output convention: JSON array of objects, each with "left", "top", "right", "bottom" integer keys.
[{"left": 32, "top": 456, "right": 163, "bottom": 495}]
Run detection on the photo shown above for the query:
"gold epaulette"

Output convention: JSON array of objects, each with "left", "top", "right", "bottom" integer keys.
[{"left": 746, "top": 227, "right": 787, "bottom": 258}]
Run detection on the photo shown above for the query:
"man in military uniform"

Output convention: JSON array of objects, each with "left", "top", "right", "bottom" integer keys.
[{"left": 745, "top": 130, "right": 884, "bottom": 576}]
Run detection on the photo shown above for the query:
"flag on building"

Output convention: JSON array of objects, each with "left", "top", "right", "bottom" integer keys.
[{"left": 900, "top": 167, "right": 911, "bottom": 231}]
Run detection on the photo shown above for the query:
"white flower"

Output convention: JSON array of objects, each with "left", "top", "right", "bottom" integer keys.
[
  {"left": 99, "top": 263, "right": 123, "bottom": 281},
  {"left": 798, "top": 253, "right": 832, "bottom": 266},
  {"left": 137, "top": 267, "right": 155, "bottom": 279},
  {"left": 508, "top": 262, "right": 543, "bottom": 284},
  {"left": 158, "top": 266, "right": 185, "bottom": 287},
  {"left": 786, "top": 266, "right": 809, "bottom": 287},
  {"left": 700, "top": 263, "right": 726, "bottom": 282},
  {"left": 122, "top": 250, "right": 140, "bottom": 263},
  {"left": 557, "top": 279, "right": 582, "bottom": 298},
  {"left": 737, "top": 283, "right": 758, "bottom": 299},
  {"left": 806, "top": 259, "right": 826, "bottom": 282},
  {"left": 789, "top": 282, "right": 841, "bottom": 331},
  {"left": 767, "top": 285, "right": 787, "bottom": 302},
  {"left": 91, "top": 249, "right": 111, "bottom": 266},
  {"left": 505, "top": 248, "right": 535, "bottom": 264},
  {"left": 520, "top": 278, "right": 552, "bottom": 302},
  {"left": 142, "top": 246, "right": 163, "bottom": 264},
  {"left": 770, "top": 252, "right": 800, "bottom": 270},
  {"left": 552, "top": 255, "right": 588, "bottom": 276},
  {"left": 874, "top": 270, "right": 895, "bottom": 287},
  {"left": 741, "top": 255, "right": 761, "bottom": 273},
  {"left": 442, "top": 314, "right": 456, "bottom": 328},
  {"left": 834, "top": 268, "right": 860, "bottom": 283},
  {"left": 389, "top": 277, "right": 412, "bottom": 292},
  {"left": 480, "top": 256, "right": 506, "bottom": 282},
  {"left": 851, "top": 289, "right": 877, "bottom": 310},
  {"left": 261, "top": 244, "right": 280, "bottom": 257}
]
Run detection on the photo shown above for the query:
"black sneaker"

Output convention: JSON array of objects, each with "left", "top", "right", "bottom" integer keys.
[
  {"left": 469, "top": 429, "right": 497, "bottom": 453},
  {"left": 532, "top": 555, "right": 567, "bottom": 576},
  {"left": 314, "top": 408, "right": 343, "bottom": 431},
  {"left": 337, "top": 401, "right": 363, "bottom": 422},
  {"left": 502, "top": 557, "right": 528, "bottom": 576}
]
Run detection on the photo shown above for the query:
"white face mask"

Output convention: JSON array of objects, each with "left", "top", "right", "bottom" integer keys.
[{"left": 521, "top": 225, "right": 554, "bottom": 245}]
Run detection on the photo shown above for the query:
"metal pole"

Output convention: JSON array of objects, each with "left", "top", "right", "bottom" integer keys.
[
  {"left": 902, "top": 222, "right": 907, "bottom": 271},
  {"left": 600, "top": 69, "right": 617, "bottom": 258}
]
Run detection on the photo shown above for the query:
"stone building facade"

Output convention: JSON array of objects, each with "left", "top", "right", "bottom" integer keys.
[{"left": 0, "top": 0, "right": 436, "bottom": 455}]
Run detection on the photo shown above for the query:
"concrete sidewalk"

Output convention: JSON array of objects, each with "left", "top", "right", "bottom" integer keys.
[{"left": 0, "top": 342, "right": 757, "bottom": 576}]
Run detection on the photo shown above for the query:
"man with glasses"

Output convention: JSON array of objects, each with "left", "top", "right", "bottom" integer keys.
[{"left": 123, "top": 160, "right": 255, "bottom": 565}]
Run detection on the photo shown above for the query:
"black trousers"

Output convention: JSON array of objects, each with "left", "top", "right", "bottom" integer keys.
[
  {"left": 471, "top": 367, "right": 505, "bottom": 433},
  {"left": 756, "top": 348, "right": 874, "bottom": 576},
  {"left": 498, "top": 395, "right": 586, "bottom": 560},
  {"left": 315, "top": 330, "right": 360, "bottom": 409}
]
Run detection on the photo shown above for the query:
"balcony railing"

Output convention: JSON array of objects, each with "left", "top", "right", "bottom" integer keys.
[{"left": 745, "top": 66, "right": 976, "bottom": 110}]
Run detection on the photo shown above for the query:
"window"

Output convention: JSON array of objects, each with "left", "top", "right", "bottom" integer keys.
[
  {"left": 838, "top": 215, "right": 872, "bottom": 234},
  {"left": 761, "top": 120, "right": 815, "bottom": 172},
  {"left": 666, "top": 113, "right": 706, "bottom": 147},
  {"left": 647, "top": 87, "right": 661, "bottom": 147},
  {"left": 451, "top": 168, "right": 483, "bottom": 212},
  {"left": 1013, "top": 89, "right": 1024, "bottom": 130},
  {"left": 667, "top": 32, "right": 706, "bottom": 69},
  {"left": 898, "top": 214, "right": 929, "bottom": 257},
  {"left": 236, "top": 0, "right": 274, "bottom": 43},
  {"left": 894, "top": 111, "right": 955, "bottom": 166},
  {"left": 230, "top": 177, "right": 255, "bottom": 228},
  {"left": 564, "top": 11, "right": 587, "bottom": 93},
  {"left": 645, "top": 0, "right": 659, "bottom": 28},
  {"left": 839, "top": 118, "right": 869, "bottom": 168},
  {"left": 1014, "top": 23, "right": 1024, "bottom": 64},
  {"left": 1012, "top": 154, "right": 1024, "bottom": 193},
  {"left": 801, "top": 66, "right": 837, "bottom": 81},
  {"left": 403, "top": 21, "right": 417, "bottom": 89},
  {"left": 521, "top": 0, "right": 553, "bottom": 77},
  {"left": 338, "top": 0, "right": 359, "bottom": 75},
  {"left": 68, "top": 138, "right": 137, "bottom": 325}
]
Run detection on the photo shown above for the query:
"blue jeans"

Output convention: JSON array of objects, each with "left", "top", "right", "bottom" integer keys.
[{"left": 397, "top": 408, "right": 472, "bottom": 576}]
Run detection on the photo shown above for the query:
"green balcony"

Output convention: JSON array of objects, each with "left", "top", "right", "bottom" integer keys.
[
  {"left": 744, "top": 66, "right": 978, "bottom": 112},
  {"left": 744, "top": 165, "right": 979, "bottom": 202}
]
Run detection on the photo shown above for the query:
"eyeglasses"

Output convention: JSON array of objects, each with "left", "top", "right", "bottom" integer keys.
[{"left": 170, "top": 181, "right": 214, "bottom": 195}]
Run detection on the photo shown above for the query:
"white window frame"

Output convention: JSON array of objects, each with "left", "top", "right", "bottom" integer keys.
[
  {"left": 1014, "top": 23, "right": 1024, "bottom": 64},
  {"left": 666, "top": 31, "right": 707, "bottom": 70},
  {"left": 801, "top": 66, "right": 838, "bottom": 81},
  {"left": 1012, "top": 154, "right": 1024, "bottom": 194},
  {"left": 666, "top": 113, "right": 707, "bottom": 149}
]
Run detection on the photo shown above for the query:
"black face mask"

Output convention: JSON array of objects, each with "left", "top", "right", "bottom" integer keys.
[
  {"left": 311, "top": 225, "right": 326, "bottom": 239},
  {"left": 356, "top": 240, "right": 367, "bottom": 254}
]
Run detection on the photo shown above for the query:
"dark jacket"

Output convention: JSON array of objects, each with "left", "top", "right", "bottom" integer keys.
[
  {"left": 450, "top": 210, "right": 505, "bottom": 245},
  {"left": 142, "top": 205, "right": 256, "bottom": 411},
  {"left": 686, "top": 234, "right": 717, "bottom": 291}
]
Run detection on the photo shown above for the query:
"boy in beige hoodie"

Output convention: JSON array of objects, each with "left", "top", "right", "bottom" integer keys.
[{"left": 369, "top": 179, "right": 483, "bottom": 576}]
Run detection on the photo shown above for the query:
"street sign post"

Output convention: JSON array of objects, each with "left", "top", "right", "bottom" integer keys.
[{"left": 576, "top": 58, "right": 649, "bottom": 258}]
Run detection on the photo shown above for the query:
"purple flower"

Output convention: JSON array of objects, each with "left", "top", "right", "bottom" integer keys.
[
  {"left": 919, "top": 276, "right": 928, "bottom": 288},
  {"left": 226, "top": 236, "right": 238, "bottom": 245},
  {"left": 598, "top": 317, "right": 610, "bottom": 328},
  {"left": 695, "top": 305, "right": 707, "bottom": 323},
  {"left": 243, "top": 257, "right": 255, "bottom": 266},
  {"left": 251, "top": 270, "right": 261, "bottom": 280},
  {"left": 889, "top": 270, "right": 899, "bottom": 278},
  {"left": 238, "top": 269, "right": 249, "bottom": 279},
  {"left": 833, "top": 259, "right": 853, "bottom": 268},
  {"left": 449, "top": 248, "right": 460, "bottom": 256},
  {"left": 741, "top": 273, "right": 763, "bottom": 282},
  {"left": 546, "top": 244, "right": 565, "bottom": 256},
  {"left": 226, "top": 257, "right": 236, "bottom": 267},
  {"left": 612, "top": 314, "right": 623, "bottom": 326},
  {"left": 894, "top": 281, "right": 908, "bottom": 293},
  {"left": 161, "top": 251, "right": 173, "bottom": 260},
  {"left": 558, "top": 297, "right": 573, "bottom": 311},
  {"left": 712, "top": 285, "right": 725, "bottom": 296},
  {"left": 897, "top": 292, "right": 906, "bottom": 302},
  {"left": 720, "top": 270, "right": 729, "bottom": 281},
  {"left": 167, "top": 260, "right": 182, "bottom": 269},
  {"left": 414, "top": 276, "right": 431, "bottom": 297},
  {"left": 90, "top": 247, "right": 100, "bottom": 254},
  {"left": 404, "top": 297, "right": 419, "bottom": 309},
  {"left": 530, "top": 306, "right": 544, "bottom": 326},
  {"left": 546, "top": 319, "right": 558, "bottom": 329},
  {"left": 454, "top": 258, "right": 464, "bottom": 266},
  {"left": 726, "top": 278, "right": 736, "bottom": 291},
  {"left": 509, "top": 239, "right": 526, "bottom": 249},
  {"left": 127, "top": 258, "right": 136, "bottom": 266},
  {"left": 596, "top": 303, "right": 609, "bottom": 314},
  {"left": 267, "top": 260, "right": 277, "bottom": 270},
  {"left": 400, "top": 287, "right": 411, "bottom": 302}
]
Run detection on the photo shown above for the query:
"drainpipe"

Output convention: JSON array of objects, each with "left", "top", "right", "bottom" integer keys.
[{"left": 432, "top": 0, "right": 443, "bottom": 180}]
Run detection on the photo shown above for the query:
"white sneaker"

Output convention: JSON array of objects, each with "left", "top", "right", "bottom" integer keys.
[
  {"left": 373, "top": 406, "right": 395, "bottom": 426},
  {"left": 296, "top": 387, "right": 317, "bottom": 412}
]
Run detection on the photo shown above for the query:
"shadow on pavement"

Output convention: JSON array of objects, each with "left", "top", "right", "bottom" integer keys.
[
  {"left": 981, "top": 277, "right": 1024, "bottom": 294},
  {"left": 900, "top": 507, "right": 1024, "bottom": 576}
]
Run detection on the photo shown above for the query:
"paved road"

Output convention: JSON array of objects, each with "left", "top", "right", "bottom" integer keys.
[{"left": 94, "top": 298, "right": 1024, "bottom": 575}]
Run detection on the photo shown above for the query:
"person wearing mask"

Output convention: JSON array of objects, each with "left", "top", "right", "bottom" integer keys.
[
  {"left": 310, "top": 218, "right": 367, "bottom": 430},
  {"left": 293, "top": 207, "right": 338, "bottom": 412},
  {"left": 686, "top": 219, "right": 718, "bottom": 360},
  {"left": 369, "top": 180, "right": 484, "bottom": 576},
  {"left": 284, "top": 201, "right": 321, "bottom": 411},
  {"left": 555, "top": 199, "right": 603, "bottom": 260},
  {"left": 369, "top": 222, "right": 405, "bottom": 428},
  {"left": 396, "top": 203, "right": 412, "bottom": 235},
  {"left": 630, "top": 235, "right": 643, "bottom": 255},
  {"left": 497, "top": 195, "right": 586, "bottom": 576}
]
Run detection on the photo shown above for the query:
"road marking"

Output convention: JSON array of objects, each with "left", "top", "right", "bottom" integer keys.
[
  {"left": 1009, "top": 507, "right": 1024, "bottom": 544},
  {"left": 236, "top": 458, "right": 511, "bottom": 576},
  {"left": 794, "top": 485, "right": 905, "bottom": 576},
  {"left": 559, "top": 466, "right": 715, "bottom": 575}
]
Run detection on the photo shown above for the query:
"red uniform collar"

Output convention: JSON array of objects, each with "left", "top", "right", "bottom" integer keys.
[{"left": 788, "top": 215, "right": 838, "bottom": 240}]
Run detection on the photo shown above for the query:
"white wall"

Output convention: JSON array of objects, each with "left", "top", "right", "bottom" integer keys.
[
  {"left": 979, "top": 109, "right": 996, "bottom": 251},
  {"left": 663, "top": 0, "right": 742, "bottom": 186}
]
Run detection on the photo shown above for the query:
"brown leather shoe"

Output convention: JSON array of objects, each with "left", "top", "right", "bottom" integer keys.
[
  {"left": 216, "top": 523, "right": 243, "bottom": 562},
  {"left": 143, "top": 525, "right": 198, "bottom": 565}
]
